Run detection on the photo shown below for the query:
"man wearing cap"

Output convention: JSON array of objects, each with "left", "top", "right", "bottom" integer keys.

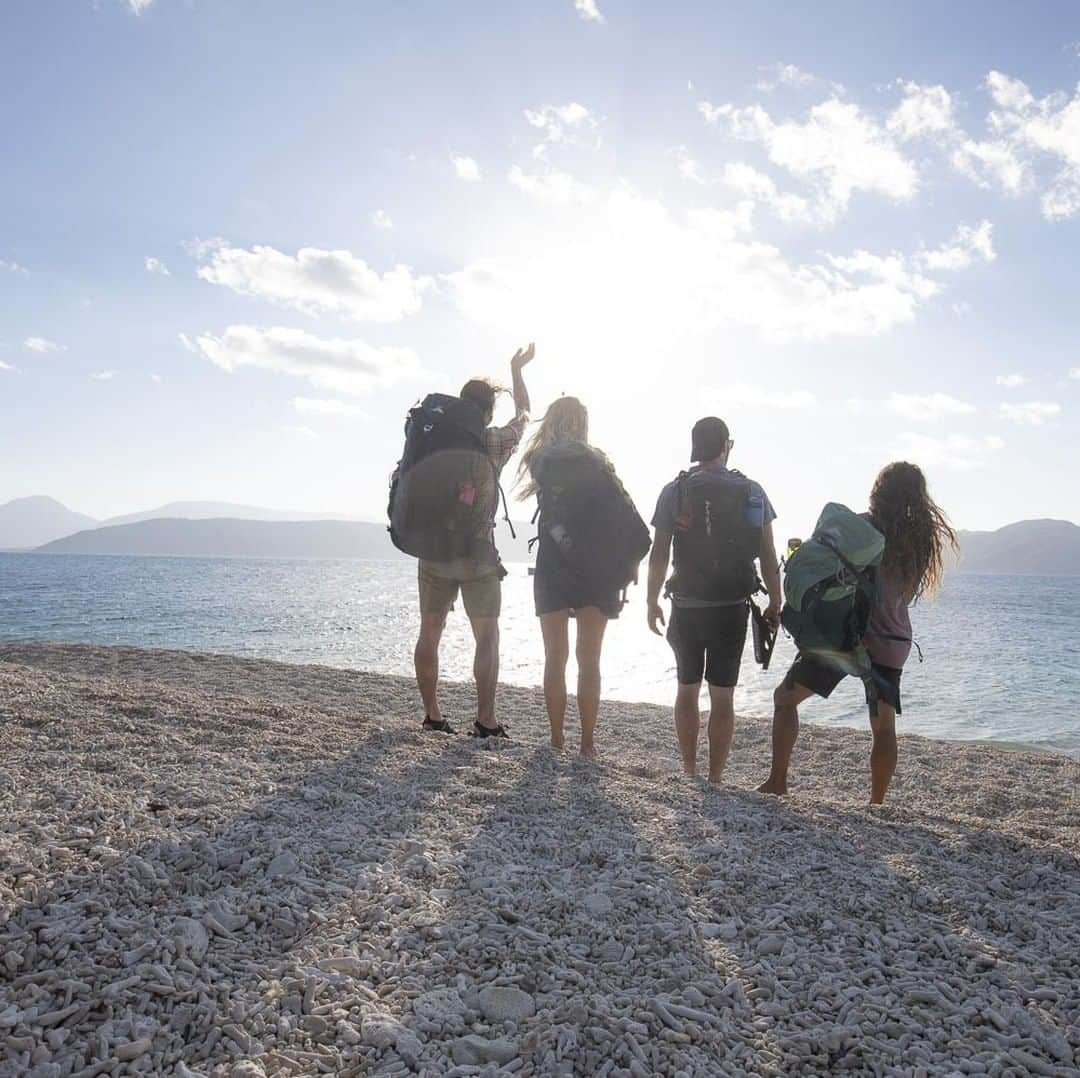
[{"left": 646, "top": 417, "right": 781, "bottom": 782}]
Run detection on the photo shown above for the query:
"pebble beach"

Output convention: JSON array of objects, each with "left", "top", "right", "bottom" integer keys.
[{"left": 1, "top": 641, "right": 1078, "bottom": 1077}]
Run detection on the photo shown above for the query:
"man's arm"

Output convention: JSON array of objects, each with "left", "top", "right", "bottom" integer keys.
[
  {"left": 647, "top": 529, "right": 672, "bottom": 635},
  {"left": 510, "top": 343, "right": 534, "bottom": 418},
  {"left": 759, "top": 520, "right": 781, "bottom": 631}
]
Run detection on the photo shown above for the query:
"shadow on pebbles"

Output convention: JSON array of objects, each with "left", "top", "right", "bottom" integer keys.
[{"left": 1, "top": 642, "right": 1078, "bottom": 1077}]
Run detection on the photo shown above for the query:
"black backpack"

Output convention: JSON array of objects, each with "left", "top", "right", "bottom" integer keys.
[
  {"left": 531, "top": 442, "right": 651, "bottom": 594},
  {"left": 388, "top": 394, "right": 497, "bottom": 563},
  {"left": 667, "top": 468, "right": 763, "bottom": 602}
]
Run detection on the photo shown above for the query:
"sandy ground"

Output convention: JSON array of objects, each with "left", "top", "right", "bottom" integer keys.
[{"left": 0, "top": 641, "right": 1077, "bottom": 1078}]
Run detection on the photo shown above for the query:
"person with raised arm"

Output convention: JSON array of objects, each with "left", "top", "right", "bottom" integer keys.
[{"left": 389, "top": 344, "right": 535, "bottom": 740}]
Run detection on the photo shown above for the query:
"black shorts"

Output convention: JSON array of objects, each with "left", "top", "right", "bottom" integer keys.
[
  {"left": 666, "top": 603, "right": 749, "bottom": 687},
  {"left": 533, "top": 544, "right": 623, "bottom": 620},
  {"left": 784, "top": 656, "right": 903, "bottom": 716}
]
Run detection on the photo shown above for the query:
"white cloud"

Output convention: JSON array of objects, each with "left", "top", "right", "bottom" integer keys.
[
  {"left": 573, "top": 0, "right": 605, "bottom": 24},
  {"left": 524, "top": 102, "right": 596, "bottom": 156},
  {"left": 721, "top": 162, "right": 814, "bottom": 223},
  {"left": 192, "top": 325, "right": 420, "bottom": 395},
  {"left": 91, "top": 370, "right": 118, "bottom": 381},
  {"left": 24, "top": 336, "right": 65, "bottom": 354},
  {"left": 0, "top": 258, "right": 27, "bottom": 275},
  {"left": 674, "top": 147, "right": 708, "bottom": 185},
  {"left": 508, "top": 165, "right": 593, "bottom": 204},
  {"left": 178, "top": 332, "right": 197, "bottom": 353},
  {"left": 1070, "top": 367, "right": 1080, "bottom": 380},
  {"left": 919, "top": 220, "right": 995, "bottom": 272},
  {"left": 0, "top": 360, "right": 17, "bottom": 373},
  {"left": 888, "top": 392, "right": 977, "bottom": 421},
  {"left": 887, "top": 82, "right": 956, "bottom": 142},
  {"left": 452, "top": 155, "right": 482, "bottom": 182},
  {"left": 282, "top": 425, "right": 319, "bottom": 441},
  {"left": 195, "top": 243, "right": 429, "bottom": 322},
  {"left": 754, "top": 63, "right": 826, "bottom": 93},
  {"left": 895, "top": 432, "right": 1005, "bottom": 471},
  {"left": 701, "top": 97, "right": 918, "bottom": 220},
  {"left": 995, "top": 373, "right": 1029, "bottom": 388},
  {"left": 985, "top": 71, "right": 1036, "bottom": 115},
  {"left": 713, "top": 383, "right": 817, "bottom": 409},
  {"left": 951, "top": 138, "right": 1030, "bottom": 194},
  {"left": 961, "top": 71, "right": 1080, "bottom": 219},
  {"left": 826, "top": 249, "right": 938, "bottom": 304},
  {"left": 144, "top": 256, "right": 170, "bottom": 276},
  {"left": 372, "top": 209, "right": 393, "bottom": 229},
  {"left": 1041, "top": 169, "right": 1080, "bottom": 221},
  {"left": 445, "top": 188, "right": 975, "bottom": 346},
  {"left": 999, "top": 400, "right": 1062, "bottom": 425},
  {"left": 293, "top": 397, "right": 369, "bottom": 417},
  {"left": 127, "top": 0, "right": 154, "bottom": 13},
  {"left": 149, "top": 372, "right": 162, "bottom": 384}
]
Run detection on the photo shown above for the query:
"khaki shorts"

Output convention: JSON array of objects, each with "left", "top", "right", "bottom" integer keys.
[{"left": 418, "top": 559, "right": 502, "bottom": 619}]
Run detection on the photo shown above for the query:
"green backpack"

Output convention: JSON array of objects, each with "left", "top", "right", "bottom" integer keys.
[{"left": 781, "top": 503, "right": 884, "bottom": 676}]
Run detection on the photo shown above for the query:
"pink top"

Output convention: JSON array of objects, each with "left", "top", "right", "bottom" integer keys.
[{"left": 864, "top": 563, "right": 913, "bottom": 670}]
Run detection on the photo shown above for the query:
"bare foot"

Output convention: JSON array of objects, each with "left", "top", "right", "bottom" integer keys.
[
  {"left": 550, "top": 736, "right": 565, "bottom": 751},
  {"left": 579, "top": 743, "right": 597, "bottom": 760},
  {"left": 756, "top": 777, "right": 787, "bottom": 795},
  {"left": 707, "top": 771, "right": 724, "bottom": 785}
]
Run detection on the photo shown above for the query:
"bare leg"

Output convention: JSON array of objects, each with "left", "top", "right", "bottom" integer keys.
[
  {"left": 706, "top": 684, "right": 735, "bottom": 783},
  {"left": 414, "top": 612, "right": 447, "bottom": 722},
  {"left": 674, "top": 682, "right": 702, "bottom": 776},
  {"left": 539, "top": 610, "right": 571, "bottom": 749},
  {"left": 469, "top": 615, "right": 500, "bottom": 729},
  {"left": 574, "top": 607, "right": 609, "bottom": 758},
  {"left": 869, "top": 702, "right": 898, "bottom": 804},
  {"left": 757, "top": 681, "right": 815, "bottom": 795}
]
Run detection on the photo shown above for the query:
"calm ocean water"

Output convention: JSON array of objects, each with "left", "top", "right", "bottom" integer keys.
[{"left": 1, "top": 552, "right": 1077, "bottom": 757}]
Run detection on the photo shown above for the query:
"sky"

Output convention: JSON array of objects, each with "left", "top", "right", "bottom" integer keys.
[{"left": 2, "top": 0, "right": 1080, "bottom": 535}]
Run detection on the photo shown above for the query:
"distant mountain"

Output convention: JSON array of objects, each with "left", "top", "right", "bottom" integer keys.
[
  {"left": 102, "top": 501, "right": 360, "bottom": 527},
  {"left": 955, "top": 519, "right": 1080, "bottom": 576},
  {"left": 0, "top": 496, "right": 98, "bottom": 549},
  {"left": 35, "top": 516, "right": 535, "bottom": 563}
]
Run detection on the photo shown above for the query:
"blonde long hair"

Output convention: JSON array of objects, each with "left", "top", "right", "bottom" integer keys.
[
  {"left": 870, "top": 461, "right": 959, "bottom": 601},
  {"left": 516, "top": 396, "right": 590, "bottom": 499}
]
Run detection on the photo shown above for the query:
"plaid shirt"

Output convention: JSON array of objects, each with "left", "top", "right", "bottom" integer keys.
[
  {"left": 477, "top": 412, "right": 528, "bottom": 545},
  {"left": 484, "top": 413, "right": 529, "bottom": 476}
]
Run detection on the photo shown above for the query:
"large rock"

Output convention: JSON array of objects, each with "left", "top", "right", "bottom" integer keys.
[
  {"left": 360, "top": 1012, "right": 423, "bottom": 1063},
  {"left": 451, "top": 1035, "right": 519, "bottom": 1066},
  {"left": 413, "top": 988, "right": 467, "bottom": 1024},
  {"left": 173, "top": 917, "right": 210, "bottom": 962},
  {"left": 476, "top": 986, "right": 536, "bottom": 1024},
  {"left": 266, "top": 851, "right": 299, "bottom": 878}
]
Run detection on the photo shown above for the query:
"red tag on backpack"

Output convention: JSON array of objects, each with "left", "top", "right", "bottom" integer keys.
[{"left": 459, "top": 482, "right": 477, "bottom": 506}]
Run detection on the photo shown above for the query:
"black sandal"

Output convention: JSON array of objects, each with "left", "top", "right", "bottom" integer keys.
[
  {"left": 422, "top": 716, "right": 456, "bottom": 734},
  {"left": 472, "top": 721, "right": 509, "bottom": 740}
]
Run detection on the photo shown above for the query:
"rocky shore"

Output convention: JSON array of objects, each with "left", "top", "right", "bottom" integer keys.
[{"left": 1, "top": 642, "right": 1077, "bottom": 1077}]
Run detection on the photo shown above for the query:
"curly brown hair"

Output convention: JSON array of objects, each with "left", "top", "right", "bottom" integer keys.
[{"left": 869, "top": 461, "right": 959, "bottom": 601}]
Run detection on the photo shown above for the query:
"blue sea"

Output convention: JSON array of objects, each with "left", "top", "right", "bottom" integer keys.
[{"left": 1, "top": 552, "right": 1077, "bottom": 757}]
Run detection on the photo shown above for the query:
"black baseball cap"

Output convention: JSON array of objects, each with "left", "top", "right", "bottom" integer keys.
[{"left": 691, "top": 417, "right": 730, "bottom": 462}]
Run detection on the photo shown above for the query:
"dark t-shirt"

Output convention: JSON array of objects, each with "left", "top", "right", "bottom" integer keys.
[{"left": 652, "top": 464, "right": 776, "bottom": 607}]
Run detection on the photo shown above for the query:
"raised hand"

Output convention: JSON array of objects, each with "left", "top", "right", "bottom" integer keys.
[{"left": 511, "top": 342, "right": 536, "bottom": 370}]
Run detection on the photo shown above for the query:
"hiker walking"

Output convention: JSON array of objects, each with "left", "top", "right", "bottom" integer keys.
[
  {"left": 757, "top": 461, "right": 958, "bottom": 803},
  {"left": 647, "top": 417, "right": 781, "bottom": 782},
  {"left": 517, "top": 397, "right": 650, "bottom": 757},
  {"left": 389, "top": 344, "right": 535, "bottom": 739}
]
